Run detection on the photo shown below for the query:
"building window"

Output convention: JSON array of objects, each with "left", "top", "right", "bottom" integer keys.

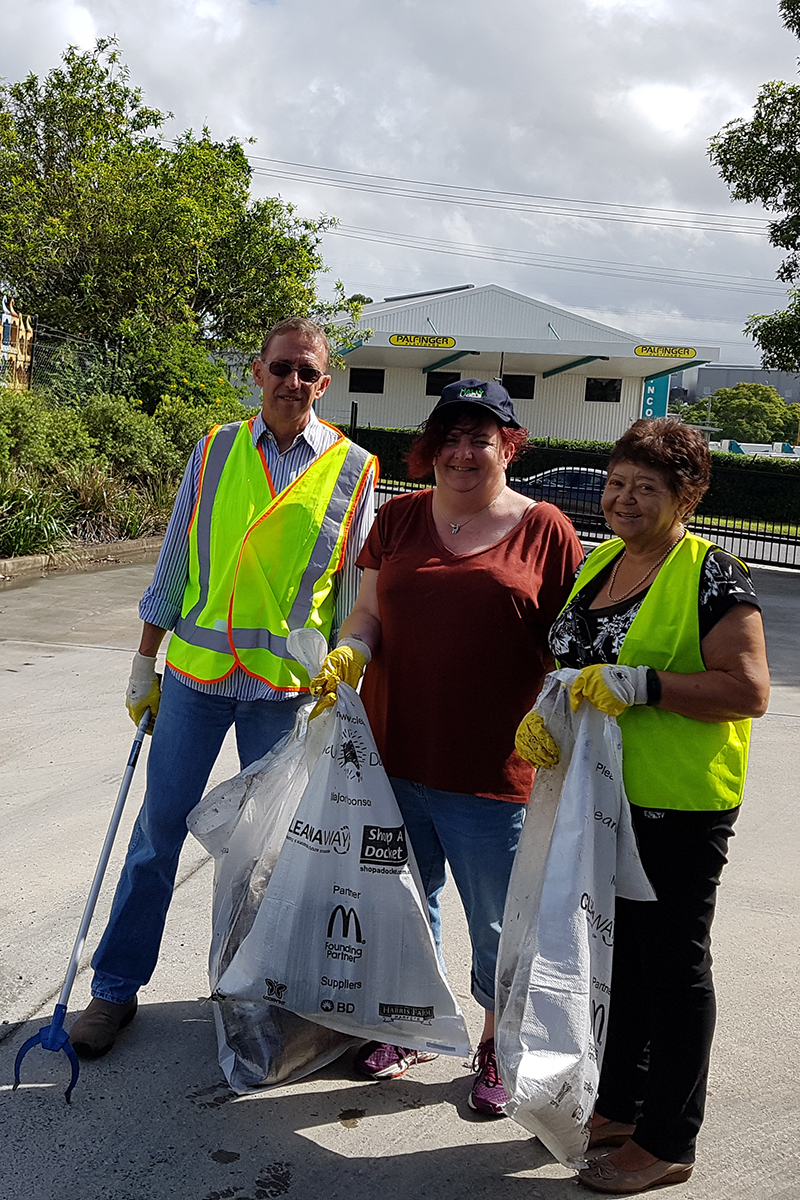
[
  {"left": 502, "top": 374, "right": 536, "bottom": 400},
  {"left": 349, "top": 368, "right": 385, "bottom": 394},
  {"left": 425, "top": 371, "right": 461, "bottom": 396},
  {"left": 585, "top": 377, "right": 621, "bottom": 403}
]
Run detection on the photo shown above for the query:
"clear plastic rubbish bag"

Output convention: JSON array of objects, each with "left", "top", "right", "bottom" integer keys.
[
  {"left": 495, "top": 668, "right": 655, "bottom": 1168},
  {"left": 213, "top": 647, "right": 470, "bottom": 1058},
  {"left": 187, "top": 629, "right": 355, "bottom": 1093}
]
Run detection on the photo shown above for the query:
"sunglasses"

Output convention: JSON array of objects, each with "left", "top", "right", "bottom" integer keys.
[{"left": 263, "top": 359, "right": 325, "bottom": 384}]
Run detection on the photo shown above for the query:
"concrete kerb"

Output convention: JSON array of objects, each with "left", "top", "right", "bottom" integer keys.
[{"left": 0, "top": 536, "right": 165, "bottom": 586}]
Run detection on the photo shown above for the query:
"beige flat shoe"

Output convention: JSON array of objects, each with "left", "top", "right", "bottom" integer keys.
[
  {"left": 588, "top": 1120, "right": 637, "bottom": 1149},
  {"left": 577, "top": 1156, "right": 693, "bottom": 1194}
]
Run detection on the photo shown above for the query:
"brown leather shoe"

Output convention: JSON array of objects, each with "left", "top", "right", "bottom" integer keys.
[
  {"left": 588, "top": 1120, "right": 637, "bottom": 1149},
  {"left": 577, "top": 1156, "right": 693, "bottom": 1193},
  {"left": 69, "top": 996, "right": 138, "bottom": 1058}
]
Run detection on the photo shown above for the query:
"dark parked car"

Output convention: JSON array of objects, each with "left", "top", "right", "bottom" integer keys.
[{"left": 510, "top": 466, "right": 607, "bottom": 523}]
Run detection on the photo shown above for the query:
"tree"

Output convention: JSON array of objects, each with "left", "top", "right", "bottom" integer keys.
[
  {"left": 709, "top": 1, "right": 800, "bottom": 371},
  {"left": 682, "top": 382, "right": 800, "bottom": 443},
  {"left": 0, "top": 39, "right": 362, "bottom": 358}
]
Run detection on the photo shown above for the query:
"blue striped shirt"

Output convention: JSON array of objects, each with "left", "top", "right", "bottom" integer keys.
[{"left": 140, "top": 411, "right": 376, "bottom": 701}]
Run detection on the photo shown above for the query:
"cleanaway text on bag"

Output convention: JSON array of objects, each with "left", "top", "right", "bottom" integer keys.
[
  {"left": 495, "top": 669, "right": 655, "bottom": 1169},
  {"left": 214, "top": 637, "right": 470, "bottom": 1057},
  {"left": 187, "top": 693, "right": 356, "bottom": 1093}
]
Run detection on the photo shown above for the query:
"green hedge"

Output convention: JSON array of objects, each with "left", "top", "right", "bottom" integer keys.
[
  {"left": 336, "top": 425, "right": 417, "bottom": 480},
  {"left": 345, "top": 427, "right": 800, "bottom": 523},
  {"left": 0, "top": 385, "right": 258, "bottom": 556}
]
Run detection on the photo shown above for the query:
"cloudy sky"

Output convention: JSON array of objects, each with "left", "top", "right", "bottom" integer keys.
[{"left": 3, "top": 0, "right": 798, "bottom": 363}]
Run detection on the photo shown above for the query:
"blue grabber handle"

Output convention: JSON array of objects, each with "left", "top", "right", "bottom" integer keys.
[{"left": 13, "top": 707, "right": 152, "bottom": 1103}]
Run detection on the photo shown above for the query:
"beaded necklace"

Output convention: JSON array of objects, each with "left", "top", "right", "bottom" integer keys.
[{"left": 607, "top": 529, "right": 685, "bottom": 603}]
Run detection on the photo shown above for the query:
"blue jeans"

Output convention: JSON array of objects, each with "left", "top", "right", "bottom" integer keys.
[
  {"left": 91, "top": 670, "right": 308, "bottom": 1003},
  {"left": 388, "top": 778, "right": 525, "bottom": 1012}
]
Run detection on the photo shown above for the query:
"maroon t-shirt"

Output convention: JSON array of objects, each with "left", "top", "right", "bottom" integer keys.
[{"left": 357, "top": 490, "right": 584, "bottom": 803}]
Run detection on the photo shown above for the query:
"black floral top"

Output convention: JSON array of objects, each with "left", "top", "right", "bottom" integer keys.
[{"left": 549, "top": 548, "right": 760, "bottom": 670}]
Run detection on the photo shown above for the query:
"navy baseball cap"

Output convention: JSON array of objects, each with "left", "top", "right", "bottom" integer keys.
[{"left": 432, "top": 378, "right": 521, "bottom": 428}]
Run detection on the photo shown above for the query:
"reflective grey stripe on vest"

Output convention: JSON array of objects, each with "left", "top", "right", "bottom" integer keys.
[
  {"left": 173, "top": 421, "right": 242, "bottom": 646},
  {"left": 171, "top": 620, "right": 289, "bottom": 657},
  {"left": 284, "top": 440, "right": 371, "bottom": 631}
]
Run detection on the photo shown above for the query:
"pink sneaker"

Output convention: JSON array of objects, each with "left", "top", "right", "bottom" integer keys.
[
  {"left": 353, "top": 1042, "right": 438, "bottom": 1080},
  {"left": 468, "top": 1038, "right": 509, "bottom": 1116}
]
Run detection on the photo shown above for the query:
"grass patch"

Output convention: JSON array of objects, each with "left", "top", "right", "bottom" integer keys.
[
  {"left": 0, "top": 473, "right": 71, "bottom": 558},
  {"left": 0, "top": 466, "right": 178, "bottom": 558}
]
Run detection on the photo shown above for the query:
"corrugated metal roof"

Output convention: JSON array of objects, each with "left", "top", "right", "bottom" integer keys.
[{"left": 351, "top": 284, "right": 639, "bottom": 342}]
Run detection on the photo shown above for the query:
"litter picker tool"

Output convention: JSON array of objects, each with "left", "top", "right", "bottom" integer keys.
[{"left": 13, "top": 708, "right": 152, "bottom": 1102}]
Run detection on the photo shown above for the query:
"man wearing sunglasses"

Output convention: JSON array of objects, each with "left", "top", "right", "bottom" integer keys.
[{"left": 69, "top": 317, "right": 377, "bottom": 1059}]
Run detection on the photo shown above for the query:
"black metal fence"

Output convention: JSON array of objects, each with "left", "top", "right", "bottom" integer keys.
[{"left": 375, "top": 459, "right": 800, "bottom": 570}]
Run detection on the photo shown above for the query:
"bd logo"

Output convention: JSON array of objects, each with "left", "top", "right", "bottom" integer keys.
[
  {"left": 320, "top": 999, "right": 334, "bottom": 1013},
  {"left": 360, "top": 825, "right": 409, "bottom": 865}
]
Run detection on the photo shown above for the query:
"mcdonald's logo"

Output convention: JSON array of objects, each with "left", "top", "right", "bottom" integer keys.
[{"left": 326, "top": 905, "right": 366, "bottom": 944}]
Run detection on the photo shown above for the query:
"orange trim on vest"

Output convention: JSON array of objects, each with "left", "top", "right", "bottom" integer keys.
[
  {"left": 167, "top": 660, "right": 239, "bottom": 686},
  {"left": 333, "top": 455, "right": 376, "bottom": 572},
  {"left": 249, "top": 415, "right": 277, "bottom": 498}
]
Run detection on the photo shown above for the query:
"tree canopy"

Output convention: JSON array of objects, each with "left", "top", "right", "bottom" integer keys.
[
  {"left": 708, "top": 0, "right": 800, "bottom": 371},
  {"left": 0, "top": 39, "right": 361, "bottom": 357},
  {"left": 682, "top": 381, "right": 800, "bottom": 443}
]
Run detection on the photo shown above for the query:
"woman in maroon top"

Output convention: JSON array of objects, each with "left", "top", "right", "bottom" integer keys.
[{"left": 310, "top": 380, "right": 584, "bottom": 1114}]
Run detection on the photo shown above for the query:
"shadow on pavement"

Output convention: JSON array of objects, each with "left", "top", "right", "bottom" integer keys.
[{"left": 1, "top": 999, "right": 577, "bottom": 1200}]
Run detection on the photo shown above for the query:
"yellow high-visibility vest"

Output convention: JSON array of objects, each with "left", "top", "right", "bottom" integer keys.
[
  {"left": 167, "top": 418, "right": 376, "bottom": 690},
  {"left": 561, "top": 532, "right": 751, "bottom": 810}
]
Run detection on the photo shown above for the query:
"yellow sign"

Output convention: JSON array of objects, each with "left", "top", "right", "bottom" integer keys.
[
  {"left": 634, "top": 345, "right": 696, "bottom": 359},
  {"left": 389, "top": 334, "right": 456, "bottom": 349}
]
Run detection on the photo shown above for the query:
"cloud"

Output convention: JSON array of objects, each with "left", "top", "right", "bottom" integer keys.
[{"left": 1, "top": 0, "right": 798, "bottom": 360}]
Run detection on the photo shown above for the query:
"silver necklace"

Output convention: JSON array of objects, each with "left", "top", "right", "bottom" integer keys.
[
  {"left": 435, "top": 492, "right": 501, "bottom": 535},
  {"left": 607, "top": 529, "right": 685, "bottom": 602}
]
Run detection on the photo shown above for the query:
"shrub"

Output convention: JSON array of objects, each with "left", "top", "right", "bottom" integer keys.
[
  {"left": 0, "top": 386, "right": 95, "bottom": 472},
  {"left": 0, "top": 472, "right": 70, "bottom": 557},
  {"left": 124, "top": 325, "right": 253, "bottom": 414},
  {"left": 79, "top": 394, "right": 182, "bottom": 480},
  {"left": 54, "top": 463, "right": 178, "bottom": 542},
  {"left": 152, "top": 393, "right": 257, "bottom": 463}
]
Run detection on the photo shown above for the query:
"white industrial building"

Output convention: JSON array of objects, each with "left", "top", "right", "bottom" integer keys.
[{"left": 318, "top": 284, "right": 719, "bottom": 441}]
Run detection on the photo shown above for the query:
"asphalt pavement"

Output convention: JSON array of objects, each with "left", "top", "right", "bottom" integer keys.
[{"left": 1, "top": 559, "right": 799, "bottom": 1200}]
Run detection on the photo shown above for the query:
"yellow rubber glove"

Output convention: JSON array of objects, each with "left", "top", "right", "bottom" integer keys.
[
  {"left": 515, "top": 710, "right": 561, "bottom": 769},
  {"left": 309, "top": 639, "right": 370, "bottom": 719},
  {"left": 569, "top": 664, "right": 649, "bottom": 716},
  {"left": 125, "top": 653, "right": 161, "bottom": 734}
]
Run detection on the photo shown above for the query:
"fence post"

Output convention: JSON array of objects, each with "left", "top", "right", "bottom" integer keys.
[
  {"left": 349, "top": 401, "right": 358, "bottom": 442},
  {"left": 28, "top": 315, "right": 39, "bottom": 390}
]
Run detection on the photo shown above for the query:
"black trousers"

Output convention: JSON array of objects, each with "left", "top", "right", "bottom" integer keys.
[{"left": 595, "top": 803, "right": 739, "bottom": 1164}]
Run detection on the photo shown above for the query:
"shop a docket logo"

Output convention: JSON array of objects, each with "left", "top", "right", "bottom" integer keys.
[{"left": 360, "top": 825, "right": 408, "bottom": 865}]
